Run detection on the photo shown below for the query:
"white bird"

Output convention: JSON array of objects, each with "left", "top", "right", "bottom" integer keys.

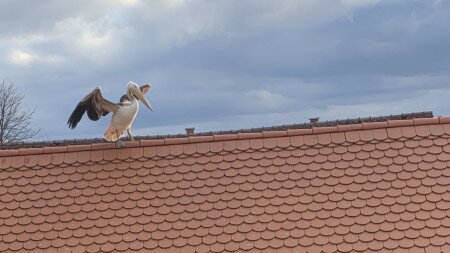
[{"left": 68, "top": 82, "right": 153, "bottom": 148}]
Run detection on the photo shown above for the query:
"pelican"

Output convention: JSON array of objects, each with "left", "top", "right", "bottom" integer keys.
[{"left": 68, "top": 82, "right": 153, "bottom": 148}]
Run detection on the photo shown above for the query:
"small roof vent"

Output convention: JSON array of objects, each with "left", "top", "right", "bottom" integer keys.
[
  {"left": 310, "top": 117, "right": 319, "bottom": 126},
  {"left": 185, "top": 127, "right": 195, "bottom": 135}
]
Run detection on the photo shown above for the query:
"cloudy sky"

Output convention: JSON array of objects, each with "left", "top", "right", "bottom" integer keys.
[{"left": 1, "top": 0, "right": 450, "bottom": 140}]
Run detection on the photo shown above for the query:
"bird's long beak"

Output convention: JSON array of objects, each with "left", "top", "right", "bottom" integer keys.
[{"left": 131, "top": 86, "right": 153, "bottom": 111}]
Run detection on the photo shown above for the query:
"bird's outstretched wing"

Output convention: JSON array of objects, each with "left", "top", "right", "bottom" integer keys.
[
  {"left": 68, "top": 87, "right": 119, "bottom": 129},
  {"left": 120, "top": 84, "right": 151, "bottom": 102}
]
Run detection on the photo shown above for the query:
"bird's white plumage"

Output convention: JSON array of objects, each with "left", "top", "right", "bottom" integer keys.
[{"left": 104, "top": 98, "right": 139, "bottom": 141}]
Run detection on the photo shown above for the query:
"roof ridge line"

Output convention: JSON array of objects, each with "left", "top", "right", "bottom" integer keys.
[
  {"left": 0, "top": 114, "right": 448, "bottom": 157},
  {"left": 0, "top": 111, "right": 435, "bottom": 150}
]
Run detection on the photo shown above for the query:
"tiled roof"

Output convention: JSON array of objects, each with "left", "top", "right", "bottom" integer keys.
[{"left": 0, "top": 115, "right": 450, "bottom": 252}]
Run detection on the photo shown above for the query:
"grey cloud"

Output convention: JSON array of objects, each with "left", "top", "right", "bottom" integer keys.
[{"left": 1, "top": 0, "right": 450, "bottom": 140}]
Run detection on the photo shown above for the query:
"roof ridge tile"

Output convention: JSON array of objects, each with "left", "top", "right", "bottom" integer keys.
[
  {"left": 238, "top": 132, "right": 263, "bottom": 140},
  {"left": 189, "top": 136, "right": 214, "bottom": 143},
  {"left": 19, "top": 148, "right": 43, "bottom": 156},
  {"left": 387, "top": 119, "right": 414, "bottom": 127},
  {"left": 165, "top": 137, "right": 189, "bottom": 145},
  {"left": 438, "top": 116, "right": 450, "bottom": 124},
  {"left": 67, "top": 144, "right": 92, "bottom": 152},
  {"left": 287, "top": 128, "right": 312, "bottom": 136},
  {"left": 0, "top": 149, "right": 19, "bottom": 157},
  {"left": 213, "top": 134, "right": 238, "bottom": 141},
  {"left": 413, "top": 117, "right": 440, "bottom": 126},
  {"left": 338, "top": 124, "right": 363, "bottom": 132},
  {"left": 313, "top": 126, "right": 338, "bottom": 134},
  {"left": 91, "top": 143, "right": 115, "bottom": 150},
  {"left": 362, "top": 121, "right": 388, "bottom": 130},
  {"left": 42, "top": 146, "right": 68, "bottom": 154},
  {"left": 123, "top": 141, "right": 141, "bottom": 148},
  {"left": 139, "top": 139, "right": 164, "bottom": 147},
  {"left": 262, "top": 131, "right": 287, "bottom": 138}
]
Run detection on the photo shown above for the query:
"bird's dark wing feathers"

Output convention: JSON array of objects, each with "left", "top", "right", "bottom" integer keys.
[
  {"left": 67, "top": 88, "right": 117, "bottom": 129},
  {"left": 67, "top": 101, "right": 89, "bottom": 129}
]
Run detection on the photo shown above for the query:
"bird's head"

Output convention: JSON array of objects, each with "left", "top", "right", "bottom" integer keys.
[{"left": 127, "top": 82, "right": 153, "bottom": 111}]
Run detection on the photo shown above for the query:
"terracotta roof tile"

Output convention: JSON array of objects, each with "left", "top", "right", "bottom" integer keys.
[{"left": 0, "top": 114, "right": 449, "bottom": 252}]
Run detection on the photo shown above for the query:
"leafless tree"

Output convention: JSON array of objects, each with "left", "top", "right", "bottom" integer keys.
[{"left": 0, "top": 80, "right": 39, "bottom": 143}]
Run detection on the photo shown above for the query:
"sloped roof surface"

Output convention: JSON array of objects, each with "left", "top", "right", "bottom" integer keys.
[{"left": 0, "top": 116, "right": 450, "bottom": 252}]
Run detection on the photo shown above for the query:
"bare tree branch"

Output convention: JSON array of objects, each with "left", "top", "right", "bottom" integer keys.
[{"left": 0, "top": 80, "right": 39, "bottom": 144}]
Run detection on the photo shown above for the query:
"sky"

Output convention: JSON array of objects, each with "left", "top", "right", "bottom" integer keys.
[{"left": 1, "top": 0, "right": 450, "bottom": 141}]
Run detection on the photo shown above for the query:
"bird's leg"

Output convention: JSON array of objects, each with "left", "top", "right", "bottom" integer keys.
[
  {"left": 115, "top": 130, "right": 125, "bottom": 148},
  {"left": 116, "top": 141, "right": 124, "bottom": 148},
  {"left": 127, "top": 128, "right": 135, "bottom": 142}
]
